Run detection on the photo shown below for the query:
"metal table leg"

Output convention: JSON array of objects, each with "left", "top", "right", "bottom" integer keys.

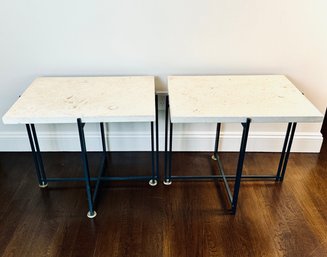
[
  {"left": 93, "top": 122, "right": 108, "bottom": 203},
  {"left": 155, "top": 94, "right": 159, "bottom": 180},
  {"left": 276, "top": 123, "right": 292, "bottom": 180},
  {"left": 26, "top": 124, "right": 48, "bottom": 188},
  {"left": 163, "top": 96, "right": 172, "bottom": 185},
  {"left": 77, "top": 118, "right": 96, "bottom": 219},
  {"left": 231, "top": 119, "right": 251, "bottom": 214},
  {"left": 279, "top": 122, "right": 297, "bottom": 181},
  {"left": 149, "top": 121, "right": 158, "bottom": 186},
  {"left": 211, "top": 123, "right": 221, "bottom": 161},
  {"left": 149, "top": 95, "right": 159, "bottom": 186}
]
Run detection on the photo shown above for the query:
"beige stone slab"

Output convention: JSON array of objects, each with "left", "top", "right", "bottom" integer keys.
[
  {"left": 3, "top": 76, "right": 155, "bottom": 124},
  {"left": 168, "top": 75, "right": 323, "bottom": 123}
]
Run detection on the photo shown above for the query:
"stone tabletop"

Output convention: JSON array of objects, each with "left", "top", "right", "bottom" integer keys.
[
  {"left": 3, "top": 76, "right": 155, "bottom": 124},
  {"left": 168, "top": 75, "right": 323, "bottom": 123}
]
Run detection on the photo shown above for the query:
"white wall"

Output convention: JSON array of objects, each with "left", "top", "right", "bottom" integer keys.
[{"left": 0, "top": 0, "right": 326, "bottom": 152}]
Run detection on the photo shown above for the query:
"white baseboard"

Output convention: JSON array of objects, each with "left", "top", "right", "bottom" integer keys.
[{"left": 0, "top": 130, "right": 322, "bottom": 152}]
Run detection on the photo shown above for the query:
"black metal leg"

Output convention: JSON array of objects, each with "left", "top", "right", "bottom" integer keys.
[
  {"left": 168, "top": 121, "right": 173, "bottom": 182},
  {"left": 149, "top": 95, "right": 159, "bottom": 186},
  {"left": 279, "top": 122, "right": 297, "bottom": 181},
  {"left": 231, "top": 118, "right": 251, "bottom": 214},
  {"left": 276, "top": 123, "right": 292, "bottom": 180},
  {"left": 100, "top": 122, "right": 107, "bottom": 155},
  {"left": 155, "top": 95, "right": 159, "bottom": 181},
  {"left": 212, "top": 123, "right": 221, "bottom": 160},
  {"left": 30, "top": 124, "right": 48, "bottom": 187},
  {"left": 164, "top": 96, "right": 171, "bottom": 185},
  {"left": 93, "top": 122, "right": 108, "bottom": 203},
  {"left": 77, "top": 118, "right": 96, "bottom": 218},
  {"left": 26, "top": 124, "right": 46, "bottom": 187},
  {"left": 149, "top": 121, "right": 157, "bottom": 186}
]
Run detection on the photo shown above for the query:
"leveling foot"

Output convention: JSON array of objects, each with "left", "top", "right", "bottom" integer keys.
[
  {"left": 87, "top": 211, "right": 97, "bottom": 219},
  {"left": 149, "top": 179, "right": 158, "bottom": 186}
]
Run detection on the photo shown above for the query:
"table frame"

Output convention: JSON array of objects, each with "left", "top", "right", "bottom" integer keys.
[
  {"left": 163, "top": 96, "right": 297, "bottom": 214},
  {"left": 25, "top": 95, "right": 159, "bottom": 218}
]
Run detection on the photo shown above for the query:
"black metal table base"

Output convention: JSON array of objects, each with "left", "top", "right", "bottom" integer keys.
[
  {"left": 163, "top": 95, "right": 297, "bottom": 214},
  {"left": 25, "top": 96, "right": 160, "bottom": 218},
  {"left": 26, "top": 124, "right": 48, "bottom": 188}
]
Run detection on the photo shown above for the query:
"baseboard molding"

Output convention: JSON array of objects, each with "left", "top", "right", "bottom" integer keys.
[{"left": 0, "top": 130, "right": 322, "bottom": 152}]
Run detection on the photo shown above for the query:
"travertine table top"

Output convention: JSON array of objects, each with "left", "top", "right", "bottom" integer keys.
[
  {"left": 3, "top": 76, "right": 155, "bottom": 124},
  {"left": 168, "top": 75, "right": 323, "bottom": 123}
]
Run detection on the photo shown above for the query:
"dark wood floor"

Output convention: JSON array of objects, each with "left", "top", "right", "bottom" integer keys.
[{"left": 0, "top": 148, "right": 326, "bottom": 257}]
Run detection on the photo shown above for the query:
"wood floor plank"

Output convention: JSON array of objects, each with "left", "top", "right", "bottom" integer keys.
[{"left": 0, "top": 150, "right": 326, "bottom": 257}]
